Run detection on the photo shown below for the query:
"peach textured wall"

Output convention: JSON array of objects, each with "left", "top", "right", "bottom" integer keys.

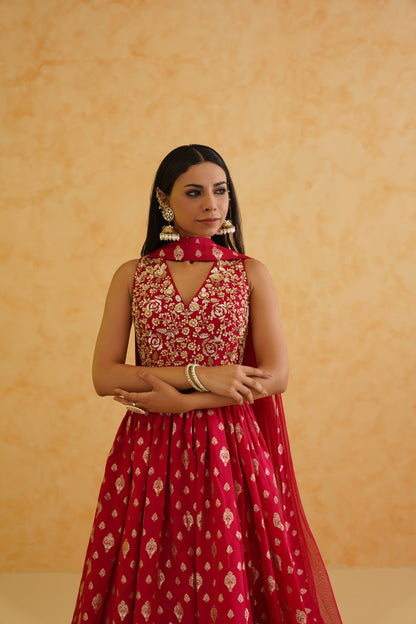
[{"left": 1, "top": 0, "right": 415, "bottom": 572}]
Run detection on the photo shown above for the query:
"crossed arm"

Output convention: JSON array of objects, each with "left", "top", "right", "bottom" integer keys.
[{"left": 92, "top": 258, "right": 288, "bottom": 414}]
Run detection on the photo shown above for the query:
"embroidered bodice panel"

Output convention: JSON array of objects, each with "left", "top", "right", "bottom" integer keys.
[{"left": 132, "top": 258, "right": 250, "bottom": 367}]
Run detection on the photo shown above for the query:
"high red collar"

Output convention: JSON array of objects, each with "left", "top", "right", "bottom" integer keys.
[{"left": 147, "top": 237, "right": 249, "bottom": 262}]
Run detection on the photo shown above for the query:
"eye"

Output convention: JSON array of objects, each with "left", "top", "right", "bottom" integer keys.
[
  {"left": 215, "top": 187, "right": 227, "bottom": 195},
  {"left": 186, "top": 190, "right": 201, "bottom": 197}
]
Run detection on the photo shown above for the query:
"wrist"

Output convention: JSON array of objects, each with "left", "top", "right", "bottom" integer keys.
[{"left": 180, "top": 391, "right": 198, "bottom": 412}]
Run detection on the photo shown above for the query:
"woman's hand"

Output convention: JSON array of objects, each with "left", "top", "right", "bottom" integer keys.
[
  {"left": 196, "top": 365, "right": 272, "bottom": 405},
  {"left": 113, "top": 372, "right": 190, "bottom": 415}
]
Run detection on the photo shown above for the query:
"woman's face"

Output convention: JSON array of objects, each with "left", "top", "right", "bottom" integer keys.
[{"left": 162, "top": 161, "right": 229, "bottom": 238}]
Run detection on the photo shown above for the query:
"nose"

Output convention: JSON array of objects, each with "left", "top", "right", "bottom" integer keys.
[{"left": 203, "top": 191, "right": 217, "bottom": 212}]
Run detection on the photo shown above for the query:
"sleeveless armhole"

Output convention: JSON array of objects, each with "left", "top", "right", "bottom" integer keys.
[{"left": 132, "top": 257, "right": 147, "bottom": 367}]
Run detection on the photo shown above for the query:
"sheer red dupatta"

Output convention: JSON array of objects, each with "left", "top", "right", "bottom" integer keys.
[
  {"left": 243, "top": 330, "right": 343, "bottom": 624},
  {"left": 142, "top": 237, "right": 342, "bottom": 623}
]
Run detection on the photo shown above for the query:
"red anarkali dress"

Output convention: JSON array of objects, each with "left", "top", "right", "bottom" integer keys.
[{"left": 72, "top": 237, "right": 342, "bottom": 624}]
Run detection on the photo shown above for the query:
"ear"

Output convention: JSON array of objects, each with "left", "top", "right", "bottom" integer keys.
[{"left": 156, "top": 188, "right": 169, "bottom": 205}]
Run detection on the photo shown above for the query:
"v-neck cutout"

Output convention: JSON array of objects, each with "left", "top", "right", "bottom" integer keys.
[{"left": 165, "top": 260, "right": 217, "bottom": 307}]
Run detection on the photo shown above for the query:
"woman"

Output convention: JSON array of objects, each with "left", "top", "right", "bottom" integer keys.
[{"left": 72, "top": 145, "right": 342, "bottom": 624}]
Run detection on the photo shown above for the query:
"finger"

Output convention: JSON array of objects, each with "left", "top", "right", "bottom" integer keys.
[
  {"left": 237, "top": 384, "right": 254, "bottom": 404},
  {"left": 224, "top": 382, "right": 251, "bottom": 404},
  {"left": 114, "top": 388, "right": 132, "bottom": 399},
  {"left": 243, "top": 367, "right": 272, "bottom": 378},
  {"left": 127, "top": 405, "right": 148, "bottom": 414},
  {"left": 113, "top": 393, "right": 131, "bottom": 405},
  {"left": 139, "top": 371, "right": 161, "bottom": 386},
  {"left": 230, "top": 387, "right": 247, "bottom": 405},
  {"left": 113, "top": 395, "right": 148, "bottom": 414},
  {"left": 137, "top": 371, "right": 170, "bottom": 391},
  {"left": 242, "top": 389, "right": 254, "bottom": 404},
  {"left": 113, "top": 396, "right": 127, "bottom": 404},
  {"left": 237, "top": 377, "right": 271, "bottom": 402},
  {"left": 136, "top": 370, "right": 156, "bottom": 384},
  {"left": 114, "top": 388, "right": 147, "bottom": 401},
  {"left": 244, "top": 378, "right": 268, "bottom": 396},
  {"left": 234, "top": 392, "right": 245, "bottom": 405},
  {"left": 113, "top": 389, "right": 143, "bottom": 405}
]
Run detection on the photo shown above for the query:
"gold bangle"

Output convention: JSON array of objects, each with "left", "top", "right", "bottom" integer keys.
[
  {"left": 185, "top": 363, "right": 201, "bottom": 392},
  {"left": 185, "top": 363, "right": 208, "bottom": 392},
  {"left": 190, "top": 363, "right": 208, "bottom": 393}
]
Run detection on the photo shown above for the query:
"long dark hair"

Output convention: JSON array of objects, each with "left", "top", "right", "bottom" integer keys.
[{"left": 141, "top": 144, "right": 245, "bottom": 255}]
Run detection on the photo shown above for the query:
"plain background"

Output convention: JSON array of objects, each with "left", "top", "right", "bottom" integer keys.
[{"left": 0, "top": 0, "right": 415, "bottom": 576}]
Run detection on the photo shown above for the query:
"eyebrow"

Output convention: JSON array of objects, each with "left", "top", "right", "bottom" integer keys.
[{"left": 184, "top": 181, "right": 227, "bottom": 188}]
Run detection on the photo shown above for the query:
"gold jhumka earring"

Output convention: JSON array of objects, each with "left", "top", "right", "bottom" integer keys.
[
  {"left": 156, "top": 188, "right": 180, "bottom": 241},
  {"left": 217, "top": 192, "right": 236, "bottom": 236},
  {"left": 217, "top": 219, "right": 236, "bottom": 235}
]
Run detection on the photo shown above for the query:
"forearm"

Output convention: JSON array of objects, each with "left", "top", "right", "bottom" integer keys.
[
  {"left": 93, "top": 363, "right": 192, "bottom": 396},
  {"left": 182, "top": 374, "right": 286, "bottom": 412},
  {"left": 111, "top": 363, "right": 284, "bottom": 415}
]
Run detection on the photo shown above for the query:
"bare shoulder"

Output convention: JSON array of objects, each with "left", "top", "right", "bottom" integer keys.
[
  {"left": 110, "top": 258, "right": 140, "bottom": 294},
  {"left": 244, "top": 257, "right": 274, "bottom": 290}
]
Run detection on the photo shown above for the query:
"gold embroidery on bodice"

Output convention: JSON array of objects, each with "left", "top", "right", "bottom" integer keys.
[{"left": 132, "top": 258, "right": 249, "bottom": 367}]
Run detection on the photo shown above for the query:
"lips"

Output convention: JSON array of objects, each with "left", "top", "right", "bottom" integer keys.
[{"left": 198, "top": 218, "right": 220, "bottom": 224}]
